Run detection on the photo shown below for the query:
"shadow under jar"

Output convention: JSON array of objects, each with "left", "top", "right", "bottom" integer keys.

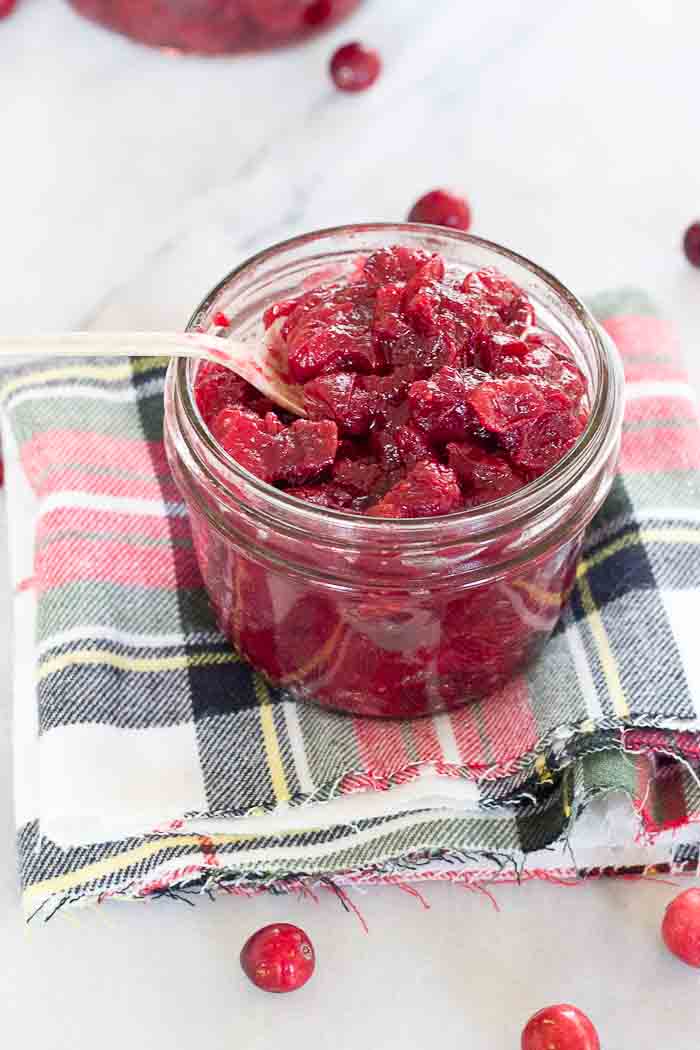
[
  {"left": 67, "top": 0, "right": 362, "bottom": 54},
  {"left": 164, "top": 225, "right": 625, "bottom": 718}
]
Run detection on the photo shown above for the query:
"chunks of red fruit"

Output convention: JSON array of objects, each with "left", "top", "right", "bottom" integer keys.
[
  {"left": 332, "top": 453, "right": 386, "bottom": 499},
  {"left": 368, "top": 462, "right": 461, "bottom": 518},
  {"left": 463, "top": 267, "right": 535, "bottom": 332},
  {"left": 285, "top": 287, "right": 383, "bottom": 383},
  {"left": 506, "top": 408, "right": 583, "bottom": 475},
  {"left": 195, "top": 245, "right": 589, "bottom": 517},
  {"left": 304, "top": 367, "right": 414, "bottom": 437},
  {"left": 370, "top": 421, "right": 435, "bottom": 475},
  {"left": 409, "top": 366, "right": 486, "bottom": 442},
  {"left": 361, "top": 246, "right": 433, "bottom": 286},
  {"left": 447, "top": 440, "right": 522, "bottom": 504},
  {"left": 465, "top": 376, "right": 568, "bottom": 435},
  {"left": 212, "top": 408, "right": 338, "bottom": 485}
]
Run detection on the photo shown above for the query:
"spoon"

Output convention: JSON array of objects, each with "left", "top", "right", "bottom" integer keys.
[{"left": 0, "top": 330, "right": 306, "bottom": 417}]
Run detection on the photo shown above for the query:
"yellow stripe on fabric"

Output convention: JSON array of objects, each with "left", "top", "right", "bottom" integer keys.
[
  {"left": 254, "top": 673, "right": 290, "bottom": 804},
  {"left": 22, "top": 832, "right": 257, "bottom": 906},
  {"left": 1, "top": 356, "right": 168, "bottom": 400},
  {"left": 576, "top": 572, "right": 629, "bottom": 718},
  {"left": 38, "top": 648, "right": 240, "bottom": 680}
]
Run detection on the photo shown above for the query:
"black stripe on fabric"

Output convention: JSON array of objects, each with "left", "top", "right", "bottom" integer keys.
[
  {"left": 38, "top": 666, "right": 196, "bottom": 731},
  {"left": 515, "top": 789, "right": 568, "bottom": 852},
  {"left": 190, "top": 660, "right": 263, "bottom": 718},
  {"left": 195, "top": 708, "right": 271, "bottom": 812}
]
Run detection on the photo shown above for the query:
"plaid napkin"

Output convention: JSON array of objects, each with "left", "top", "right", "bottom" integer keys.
[{"left": 3, "top": 289, "right": 700, "bottom": 921}]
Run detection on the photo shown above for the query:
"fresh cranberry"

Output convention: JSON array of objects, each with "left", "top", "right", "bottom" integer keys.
[
  {"left": 330, "top": 42, "right": 382, "bottom": 93},
  {"left": 683, "top": 222, "right": 700, "bottom": 268},
  {"left": 0, "top": 0, "right": 17, "bottom": 17},
  {"left": 521, "top": 1004, "right": 600, "bottom": 1050},
  {"left": 662, "top": 887, "right": 700, "bottom": 967},
  {"left": 408, "top": 189, "right": 471, "bottom": 232},
  {"left": 240, "top": 923, "right": 315, "bottom": 993},
  {"left": 213, "top": 311, "right": 230, "bottom": 328}
]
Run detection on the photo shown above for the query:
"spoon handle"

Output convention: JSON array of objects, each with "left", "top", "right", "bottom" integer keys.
[
  {"left": 0, "top": 330, "right": 238, "bottom": 360},
  {"left": 0, "top": 331, "right": 306, "bottom": 416}
]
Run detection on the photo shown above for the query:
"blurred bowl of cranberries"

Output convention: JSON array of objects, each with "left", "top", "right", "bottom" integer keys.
[
  {"left": 164, "top": 225, "right": 625, "bottom": 717},
  {"left": 66, "top": 0, "right": 362, "bottom": 55}
]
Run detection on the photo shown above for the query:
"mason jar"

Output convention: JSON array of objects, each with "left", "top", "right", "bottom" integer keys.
[
  {"left": 67, "top": 0, "right": 362, "bottom": 55},
  {"left": 164, "top": 224, "right": 624, "bottom": 717}
]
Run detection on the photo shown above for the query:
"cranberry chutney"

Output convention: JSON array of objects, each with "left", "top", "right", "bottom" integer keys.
[{"left": 164, "top": 226, "right": 624, "bottom": 717}]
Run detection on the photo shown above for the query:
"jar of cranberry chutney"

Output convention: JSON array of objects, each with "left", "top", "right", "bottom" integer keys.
[
  {"left": 164, "top": 225, "right": 624, "bottom": 718},
  {"left": 67, "top": 0, "right": 361, "bottom": 54}
]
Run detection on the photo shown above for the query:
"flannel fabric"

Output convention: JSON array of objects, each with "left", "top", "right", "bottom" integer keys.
[{"left": 3, "top": 289, "right": 700, "bottom": 919}]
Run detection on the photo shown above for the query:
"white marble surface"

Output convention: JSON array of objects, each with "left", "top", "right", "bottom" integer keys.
[{"left": 2, "top": 1, "right": 700, "bottom": 1047}]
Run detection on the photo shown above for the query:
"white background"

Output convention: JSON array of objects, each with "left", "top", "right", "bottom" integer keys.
[{"left": 2, "top": 1, "right": 700, "bottom": 1046}]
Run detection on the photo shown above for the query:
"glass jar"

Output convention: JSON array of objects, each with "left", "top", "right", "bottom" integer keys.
[
  {"left": 164, "top": 224, "right": 624, "bottom": 717},
  {"left": 67, "top": 0, "right": 362, "bottom": 55}
]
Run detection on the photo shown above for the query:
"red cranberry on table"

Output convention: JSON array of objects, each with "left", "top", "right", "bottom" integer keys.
[
  {"left": 408, "top": 189, "right": 472, "bottom": 232},
  {"left": 240, "top": 923, "right": 315, "bottom": 993},
  {"left": 683, "top": 222, "right": 700, "bottom": 268},
  {"left": 330, "top": 42, "right": 382, "bottom": 92},
  {"left": 0, "top": 0, "right": 17, "bottom": 18},
  {"left": 521, "top": 1004, "right": 600, "bottom": 1050},
  {"left": 662, "top": 887, "right": 700, "bottom": 967}
]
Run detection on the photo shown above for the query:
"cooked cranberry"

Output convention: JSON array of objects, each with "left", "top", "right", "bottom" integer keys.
[
  {"left": 463, "top": 267, "right": 534, "bottom": 330},
  {"left": 195, "top": 246, "right": 589, "bottom": 518},
  {"left": 662, "top": 888, "right": 700, "bottom": 967},
  {"left": 409, "top": 366, "right": 485, "bottom": 442},
  {"left": 330, "top": 42, "right": 382, "bottom": 93},
  {"left": 240, "top": 923, "right": 315, "bottom": 993},
  {"left": 368, "top": 461, "right": 462, "bottom": 518},
  {"left": 212, "top": 408, "right": 338, "bottom": 485},
  {"left": 521, "top": 1004, "right": 599, "bottom": 1050},
  {"left": 361, "top": 246, "right": 432, "bottom": 285},
  {"left": 447, "top": 440, "right": 522, "bottom": 504},
  {"left": 0, "top": 0, "right": 17, "bottom": 16},
  {"left": 408, "top": 189, "right": 471, "bottom": 232},
  {"left": 683, "top": 222, "right": 700, "bottom": 268},
  {"left": 213, "top": 311, "right": 230, "bottom": 328}
]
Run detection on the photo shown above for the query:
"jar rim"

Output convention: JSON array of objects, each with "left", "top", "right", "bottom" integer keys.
[{"left": 177, "top": 223, "right": 623, "bottom": 541}]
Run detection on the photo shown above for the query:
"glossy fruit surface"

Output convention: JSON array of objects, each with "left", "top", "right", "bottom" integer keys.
[
  {"left": 662, "top": 887, "right": 700, "bottom": 967},
  {"left": 521, "top": 1004, "right": 600, "bottom": 1050},
  {"left": 240, "top": 923, "right": 315, "bottom": 993}
]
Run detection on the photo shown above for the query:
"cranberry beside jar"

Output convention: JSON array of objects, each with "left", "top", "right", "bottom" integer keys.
[
  {"left": 67, "top": 0, "right": 362, "bottom": 55},
  {"left": 164, "top": 225, "right": 624, "bottom": 717}
]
